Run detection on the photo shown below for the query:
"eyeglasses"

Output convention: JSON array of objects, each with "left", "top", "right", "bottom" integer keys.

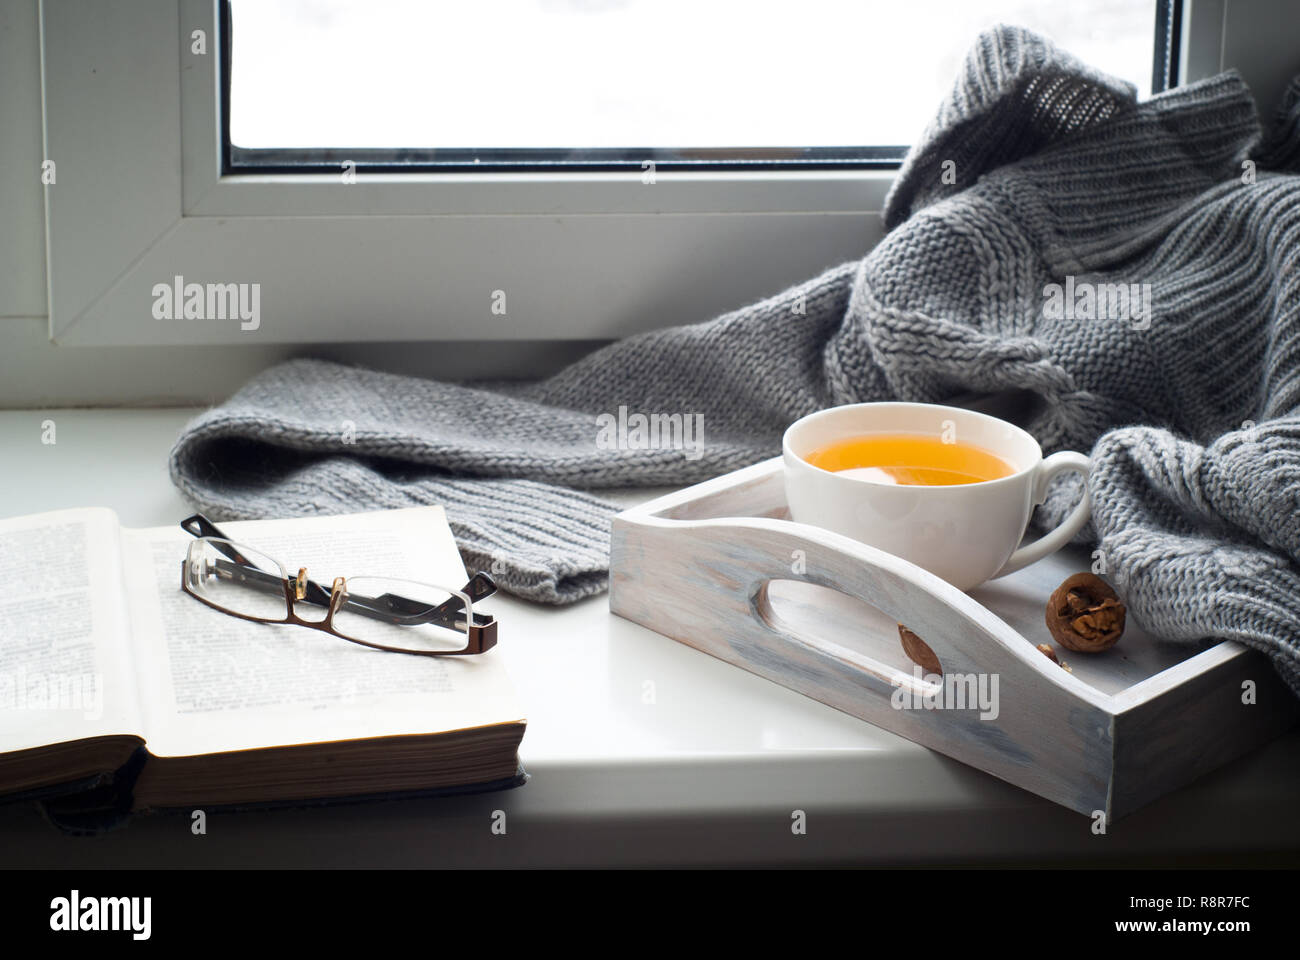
[{"left": 178, "top": 514, "right": 498, "bottom": 656}]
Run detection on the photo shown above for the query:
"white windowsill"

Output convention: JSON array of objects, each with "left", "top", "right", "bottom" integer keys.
[{"left": 2, "top": 408, "right": 1298, "bottom": 865}]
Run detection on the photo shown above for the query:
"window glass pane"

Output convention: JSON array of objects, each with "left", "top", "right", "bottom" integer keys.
[{"left": 228, "top": 0, "right": 1158, "bottom": 157}]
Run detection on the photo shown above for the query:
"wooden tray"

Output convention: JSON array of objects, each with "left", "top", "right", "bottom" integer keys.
[{"left": 609, "top": 457, "right": 1298, "bottom": 820}]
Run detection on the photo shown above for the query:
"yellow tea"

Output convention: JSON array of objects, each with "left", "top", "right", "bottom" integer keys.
[{"left": 804, "top": 433, "right": 1015, "bottom": 486}]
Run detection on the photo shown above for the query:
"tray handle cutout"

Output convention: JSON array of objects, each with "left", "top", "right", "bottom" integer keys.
[{"left": 755, "top": 578, "right": 944, "bottom": 696}]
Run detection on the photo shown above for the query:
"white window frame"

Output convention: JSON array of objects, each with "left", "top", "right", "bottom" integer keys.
[
  {"left": 41, "top": 0, "right": 889, "bottom": 345},
  {"left": 42, "top": 0, "right": 1215, "bottom": 347}
]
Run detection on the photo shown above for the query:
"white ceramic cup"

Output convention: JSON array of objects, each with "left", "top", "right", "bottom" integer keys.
[{"left": 782, "top": 402, "right": 1091, "bottom": 592}]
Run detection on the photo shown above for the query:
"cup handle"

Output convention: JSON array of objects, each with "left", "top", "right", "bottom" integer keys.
[{"left": 993, "top": 451, "right": 1092, "bottom": 579}]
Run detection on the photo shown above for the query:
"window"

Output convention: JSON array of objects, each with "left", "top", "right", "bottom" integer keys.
[
  {"left": 227, "top": 0, "right": 1169, "bottom": 172},
  {"left": 42, "top": 0, "right": 1184, "bottom": 348}
]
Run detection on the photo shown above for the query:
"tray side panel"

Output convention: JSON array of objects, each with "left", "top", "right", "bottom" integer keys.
[
  {"left": 650, "top": 459, "right": 788, "bottom": 522},
  {"left": 1111, "top": 647, "right": 1299, "bottom": 820},
  {"left": 610, "top": 514, "right": 1115, "bottom": 817}
]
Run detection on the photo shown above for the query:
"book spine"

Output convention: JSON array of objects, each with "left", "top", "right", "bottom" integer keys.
[{"left": 36, "top": 745, "right": 149, "bottom": 836}]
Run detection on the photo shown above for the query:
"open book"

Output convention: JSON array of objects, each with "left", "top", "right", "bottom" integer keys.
[{"left": 0, "top": 506, "right": 525, "bottom": 819}]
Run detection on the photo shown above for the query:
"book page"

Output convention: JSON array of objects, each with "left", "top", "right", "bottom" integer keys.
[
  {"left": 0, "top": 508, "right": 142, "bottom": 753},
  {"left": 120, "top": 507, "right": 523, "bottom": 759}
]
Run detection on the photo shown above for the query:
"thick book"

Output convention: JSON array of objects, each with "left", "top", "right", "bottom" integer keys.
[{"left": 0, "top": 506, "right": 526, "bottom": 826}]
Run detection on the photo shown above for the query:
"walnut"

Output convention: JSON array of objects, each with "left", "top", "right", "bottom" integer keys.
[
  {"left": 1046, "top": 572, "right": 1125, "bottom": 653},
  {"left": 898, "top": 624, "right": 942, "bottom": 675},
  {"left": 1036, "top": 642, "right": 1072, "bottom": 672}
]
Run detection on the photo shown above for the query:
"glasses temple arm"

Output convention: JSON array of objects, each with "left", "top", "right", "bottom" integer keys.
[
  {"left": 338, "top": 572, "right": 497, "bottom": 628},
  {"left": 182, "top": 514, "right": 263, "bottom": 570}
]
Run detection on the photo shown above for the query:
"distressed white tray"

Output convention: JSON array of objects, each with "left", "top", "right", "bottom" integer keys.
[{"left": 609, "top": 457, "right": 1298, "bottom": 819}]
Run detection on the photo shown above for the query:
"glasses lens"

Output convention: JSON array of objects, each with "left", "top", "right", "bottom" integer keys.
[
  {"left": 330, "top": 577, "right": 471, "bottom": 653},
  {"left": 184, "top": 538, "right": 291, "bottom": 622}
]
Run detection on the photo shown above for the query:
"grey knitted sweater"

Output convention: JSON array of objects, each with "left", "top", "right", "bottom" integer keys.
[{"left": 171, "top": 28, "right": 1300, "bottom": 694}]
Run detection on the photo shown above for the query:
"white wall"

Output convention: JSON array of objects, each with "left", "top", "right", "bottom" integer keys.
[{"left": 1, "top": 0, "right": 46, "bottom": 320}]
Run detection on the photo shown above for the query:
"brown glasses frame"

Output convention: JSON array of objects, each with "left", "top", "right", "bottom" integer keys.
[{"left": 179, "top": 514, "right": 498, "bottom": 656}]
